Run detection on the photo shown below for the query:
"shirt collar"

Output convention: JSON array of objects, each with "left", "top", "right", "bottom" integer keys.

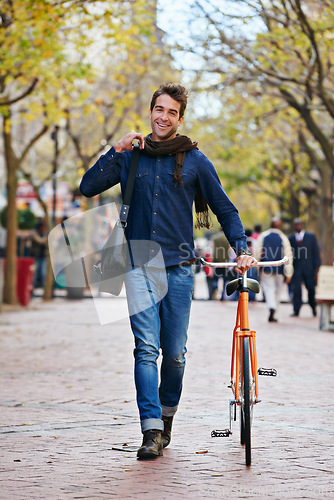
[{"left": 295, "top": 230, "right": 305, "bottom": 241}]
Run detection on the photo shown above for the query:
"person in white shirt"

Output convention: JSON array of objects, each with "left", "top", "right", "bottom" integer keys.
[{"left": 255, "top": 217, "right": 293, "bottom": 322}]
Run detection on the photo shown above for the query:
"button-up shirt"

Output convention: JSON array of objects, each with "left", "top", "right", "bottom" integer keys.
[
  {"left": 295, "top": 230, "right": 305, "bottom": 243},
  {"left": 80, "top": 146, "right": 247, "bottom": 267}
]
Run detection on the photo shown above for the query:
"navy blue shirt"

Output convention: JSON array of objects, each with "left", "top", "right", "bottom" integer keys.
[{"left": 80, "top": 146, "right": 247, "bottom": 267}]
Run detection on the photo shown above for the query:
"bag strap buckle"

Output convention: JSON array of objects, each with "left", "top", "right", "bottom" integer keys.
[
  {"left": 115, "top": 219, "right": 127, "bottom": 229},
  {"left": 119, "top": 204, "right": 129, "bottom": 223}
]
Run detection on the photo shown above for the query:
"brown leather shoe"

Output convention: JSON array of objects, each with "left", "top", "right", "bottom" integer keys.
[
  {"left": 161, "top": 415, "right": 174, "bottom": 448},
  {"left": 137, "top": 430, "right": 163, "bottom": 459}
]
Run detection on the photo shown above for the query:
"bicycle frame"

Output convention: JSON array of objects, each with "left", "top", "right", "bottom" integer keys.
[
  {"left": 201, "top": 256, "right": 288, "bottom": 465},
  {"left": 231, "top": 273, "right": 259, "bottom": 404}
]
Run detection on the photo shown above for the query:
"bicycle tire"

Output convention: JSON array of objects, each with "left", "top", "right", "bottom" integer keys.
[
  {"left": 240, "top": 406, "right": 245, "bottom": 445},
  {"left": 240, "top": 358, "right": 245, "bottom": 446},
  {"left": 242, "top": 337, "right": 251, "bottom": 466}
]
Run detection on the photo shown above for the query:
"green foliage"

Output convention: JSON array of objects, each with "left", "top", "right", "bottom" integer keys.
[
  {"left": 18, "top": 208, "right": 37, "bottom": 230},
  {"left": 0, "top": 0, "right": 156, "bottom": 125},
  {"left": 0, "top": 207, "right": 7, "bottom": 229},
  {"left": 0, "top": 206, "right": 36, "bottom": 230}
]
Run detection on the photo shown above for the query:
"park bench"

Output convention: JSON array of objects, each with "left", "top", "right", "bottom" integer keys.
[{"left": 316, "top": 265, "right": 334, "bottom": 331}]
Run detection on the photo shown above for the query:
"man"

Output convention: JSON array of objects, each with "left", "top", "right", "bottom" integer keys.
[
  {"left": 80, "top": 83, "right": 255, "bottom": 460},
  {"left": 254, "top": 217, "right": 293, "bottom": 322},
  {"left": 30, "top": 220, "right": 48, "bottom": 289},
  {"left": 251, "top": 224, "right": 262, "bottom": 243},
  {"left": 288, "top": 218, "right": 321, "bottom": 317},
  {"left": 203, "top": 249, "right": 217, "bottom": 300},
  {"left": 211, "top": 229, "right": 236, "bottom": 300}
]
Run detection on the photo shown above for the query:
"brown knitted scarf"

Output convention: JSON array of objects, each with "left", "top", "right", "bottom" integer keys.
[{"left": 144, "top": 135, "right": 211, "bottom": 229}]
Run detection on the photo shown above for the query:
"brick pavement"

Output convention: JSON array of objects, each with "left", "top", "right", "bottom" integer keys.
[{"left": 1, "top": 275, "right": 334, "bottom": 499}]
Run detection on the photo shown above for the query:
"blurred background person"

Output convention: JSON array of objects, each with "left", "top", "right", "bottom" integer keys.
[
  {"left": 288, "top": 218, "right": 321, "bottom": 317},
  {"left": 31, "top": 220, "right": 48, "bottom": 290},
  {"left": 251, "top": 224, "right": 262, "bottom": 243},
  {"left": 255, "top": 217, "right": 293, "bottom": 322},
  {"left": 212, "top": 229, "right": 235, "bottom": 301},
  {"left": 203, "top": 250, "right": 218, "bottom": 300}
]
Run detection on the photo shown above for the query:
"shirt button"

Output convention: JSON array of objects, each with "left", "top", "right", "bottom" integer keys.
[
  {"left": 157, "top": 175, "right": 160, "bottom": 179},
  {"left": 153, "top": 212, "right": 157, "bottom": 216},
  {"left": 155, "top": 193, "right": 158, "bottom": 198},
  {"left": 152, "top": 230, "right": 156, "bottom": 234}
]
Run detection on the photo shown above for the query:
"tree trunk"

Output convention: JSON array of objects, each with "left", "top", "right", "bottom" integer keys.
[
  {"left": 43, "top": 254, "right": 55, "bottom": 301},
  {"left": 3, "top": 112, "right": 18, "bottom": 305},
  {"left": 317, "top": 168, "right": 333, "bottom": 265},
  {"left": 43, "top": 215, "right": 54, "bottom": 301}
]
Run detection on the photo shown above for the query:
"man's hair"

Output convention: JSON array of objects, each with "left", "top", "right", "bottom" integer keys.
[
  {"left": 150, "top": 83, "right": 188, "bottom": 119},
  {"left": 271, "top": 216, "right": 282, "bottom": 229}
]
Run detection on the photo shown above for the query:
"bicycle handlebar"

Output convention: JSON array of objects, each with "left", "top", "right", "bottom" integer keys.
[{"left": 200, "top": 256, "right": 289, "bottom": 268}]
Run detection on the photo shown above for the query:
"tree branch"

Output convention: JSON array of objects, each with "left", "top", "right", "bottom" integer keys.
[
  {"left": 280, "top": 85, "right": 334, "bottom": 171},
  {"left": 292, "top": 0, "right": 334, "bottom": 119},
  {"left": 0, "top": 78, "right": 39, "bottom": 106},
  {"left": 19, "top": 123, "right": 49, "bottom": 164}
]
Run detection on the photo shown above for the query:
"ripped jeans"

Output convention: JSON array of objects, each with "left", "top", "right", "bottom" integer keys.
[{"left": 125, "top": 264, "right": 194, "bottom": 433}]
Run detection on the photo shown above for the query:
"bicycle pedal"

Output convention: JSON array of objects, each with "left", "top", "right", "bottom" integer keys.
[
  {"left": 258, "top": 367, "right": 277, "bottom": 377},
  {"left": 211, "top": 429, "right": 231, "bottom": 437}
]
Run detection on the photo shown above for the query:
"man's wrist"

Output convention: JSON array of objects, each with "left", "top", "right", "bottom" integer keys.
[{"left": 114, "top": 142, "right": 123, "bottom": 153}]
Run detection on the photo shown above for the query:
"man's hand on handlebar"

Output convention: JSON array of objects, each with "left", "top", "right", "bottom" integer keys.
[{"left": 235, "top": 255, "right": 257, "bottom": 274}]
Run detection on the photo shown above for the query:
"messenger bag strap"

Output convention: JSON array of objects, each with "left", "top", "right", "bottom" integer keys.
[{"left": 119, "top": 145, "right": 140, "bottom": 224}]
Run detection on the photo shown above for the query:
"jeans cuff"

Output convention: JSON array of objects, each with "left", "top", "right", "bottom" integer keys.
[
  {"left": 161, "top": 404, "right": 178, "bottom": 417},
  {"left": 141, "top": 418, "right": 163, "bottom": 433}
]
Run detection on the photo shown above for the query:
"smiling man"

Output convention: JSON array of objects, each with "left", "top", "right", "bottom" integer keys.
[{"left": 80, "top": 83, "right": 256, "bottom": 460}]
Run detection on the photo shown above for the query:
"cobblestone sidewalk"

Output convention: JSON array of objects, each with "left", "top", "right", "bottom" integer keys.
[{"left": 0, "top": 287, "right": 333, "bottom": 499}]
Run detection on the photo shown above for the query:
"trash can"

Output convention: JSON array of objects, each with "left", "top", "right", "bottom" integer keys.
[{"left": 17, "top": 257, "right": 35, "bottom": 306}]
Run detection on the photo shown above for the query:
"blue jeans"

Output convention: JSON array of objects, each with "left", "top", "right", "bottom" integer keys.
[{"left": 125, "top": 264, "right": 194, "bottom": 433}]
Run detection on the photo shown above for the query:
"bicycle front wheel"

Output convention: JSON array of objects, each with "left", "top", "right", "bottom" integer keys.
[{"left": 241, "top": 337, "right": 251, "bottom": 466}]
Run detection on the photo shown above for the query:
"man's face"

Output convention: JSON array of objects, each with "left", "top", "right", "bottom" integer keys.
[
  {"left": 150, "top": 94, "right": 184, "bottom": 141},
  {"left": 295, "top": 222, "right": 303, "bottom": 233}
]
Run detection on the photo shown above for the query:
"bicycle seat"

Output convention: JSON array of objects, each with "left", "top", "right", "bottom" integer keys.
[
  {"left": 248, "top": 279, "right": 261, "bottom": 294},
  {"left": 226, "top": 278, "right": 260, "bottom": 296}
]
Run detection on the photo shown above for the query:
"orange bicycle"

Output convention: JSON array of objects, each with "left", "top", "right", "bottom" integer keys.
[{"left": 201, "top": 256, "right": 289, "bottom": 466}]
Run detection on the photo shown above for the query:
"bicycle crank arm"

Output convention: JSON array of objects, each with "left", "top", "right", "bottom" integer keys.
[{"left": 258, "top": 367, "right": 277, "bottom": 376}]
